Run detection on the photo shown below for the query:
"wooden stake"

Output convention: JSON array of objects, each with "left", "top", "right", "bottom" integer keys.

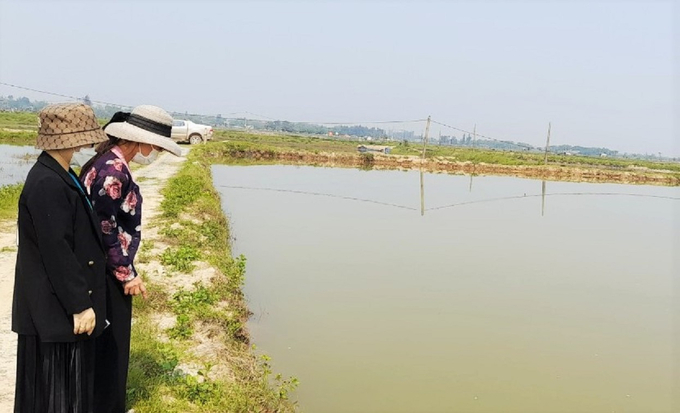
[
  {"left": 420, "top": 116, "right": 431, "bottom": 216},
  {"left": 543, "top": 122, "right": 551, "bottom": 165},
  {"left": 421, "top": 115, "right": 431, "bottom": 160},
  {"left": 472, "top": 123, "right": 476, "bottom": 148},
  {"left": 469, "top": 123, "right": 476, "bottom": 192}
]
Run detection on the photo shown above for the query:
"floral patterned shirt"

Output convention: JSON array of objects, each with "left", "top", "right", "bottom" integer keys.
[{"left": 81, "top": 147, "right": 141, "bottom": 283}]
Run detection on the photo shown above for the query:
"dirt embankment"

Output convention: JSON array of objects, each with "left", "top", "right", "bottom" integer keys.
[{"left": 223, "top": 149, "right": 680, "bottom": 186}]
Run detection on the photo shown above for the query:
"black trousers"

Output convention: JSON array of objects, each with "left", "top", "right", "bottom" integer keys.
[
  {"left": 93, "top": 276, "right": 132, "bottom": 413},
  {"left": 14, "top": 335, "right": 95, "bottom": 413}
]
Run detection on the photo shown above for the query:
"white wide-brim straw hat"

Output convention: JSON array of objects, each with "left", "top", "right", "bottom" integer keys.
[{"left": 104, "top": 105, "right": 182, "bottom": 156}]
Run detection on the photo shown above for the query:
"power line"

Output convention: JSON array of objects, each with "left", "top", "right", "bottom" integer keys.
[
  {"left": 0, "top": 82, "right": 425, "bottom": 126},
  {"left": 0, "top": 81, "right": 579, "bottom": 151},
  {"left": 284, "top": 119, "right": 427, "bottom": 125},
  {"left": 430, "top": 119, "right": 537, "bottom": 150},
  {"left": 0, "top": 81, "right": 133, "bottom": 108}
]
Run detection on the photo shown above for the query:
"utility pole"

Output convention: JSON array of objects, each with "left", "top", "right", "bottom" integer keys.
[
  {"left": 472, "top": 123, "right": 476, "bottom": 147},
  {"left": 469, "top": 123, "right": 476, "bottom": 192},
  {"left": 420, "top": 115, "right": 431, "bottom": 216},
  {"left": 543, "top": 122, "right": 551, "bottom": 165},
  {"left": 421, "top": 115, "right": 431, "bottom": 160}
]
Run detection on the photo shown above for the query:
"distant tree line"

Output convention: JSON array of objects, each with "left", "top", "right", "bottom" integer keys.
[
  {"left": 0, "top": 95, "right": 50, "bottom": 112},
  {"left": 263, "top": 120, "right": 386, "bottom": 138},
  {"left": 1, "top": 95, "right": 672, "bottom": 161},
  {"left": 436, "top": 134, "right": 535, "bottom": 151}
]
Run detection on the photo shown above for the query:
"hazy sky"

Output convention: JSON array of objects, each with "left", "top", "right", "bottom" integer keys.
[{"left": 0, "top": 0, "right": 676, "bottom": 155}]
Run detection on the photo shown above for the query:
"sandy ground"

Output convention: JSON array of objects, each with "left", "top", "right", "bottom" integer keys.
[
  {"left": 0, "top": 149, "right": 187, "bottom": 411},
  {"left": 0, "top": 222, "right": 18, "bottom": 410}
]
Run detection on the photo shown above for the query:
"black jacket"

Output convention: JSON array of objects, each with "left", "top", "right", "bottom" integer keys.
[{"left": 12, "top": 151, "right": 107, "bottom": 342}]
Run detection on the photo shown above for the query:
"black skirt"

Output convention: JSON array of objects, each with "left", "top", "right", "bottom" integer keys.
[{"left": 14, "top": 335, "right": 95, "bottom": 413}]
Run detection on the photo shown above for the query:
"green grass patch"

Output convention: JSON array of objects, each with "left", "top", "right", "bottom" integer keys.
[
  {"left": 136, "top": 240, "right": 155, "bottom": 264},
  {"left": 0, "top": 183, "right": 22, "bottom": 220},
  {"left": 160, "top": 245, "right": 201, "bottom": 272},
  {"left": 0, "top": 111, "right": 39, "bottom": 130},
  {"left": 0, "top": 129, "right": 36, "bottom": 146}
]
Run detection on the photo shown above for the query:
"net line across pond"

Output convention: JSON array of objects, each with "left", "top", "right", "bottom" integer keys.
[
  {"left": 214, "top": 184, "right": 680, "bottom": 214},
  {"left": 427, "top": 191, "right": 680, "bottom": 211},
  {"left": 214, "top": 185, "right": 419, "bottom": 211}
]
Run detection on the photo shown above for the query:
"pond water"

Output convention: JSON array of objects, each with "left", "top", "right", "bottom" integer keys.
[
  {"left": 0, "top": 144, "right": 40, "bottom": 187},
  {"left": 213, "top": 165, "right": 678, "bottom": 413}
]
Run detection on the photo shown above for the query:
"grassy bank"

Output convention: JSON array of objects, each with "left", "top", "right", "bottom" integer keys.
[
  {"left": 212, "top": 129, "right": 680, "bottom": 173},
  {"left": 0, "top": 112, "right": 39, "bottom": 131},
  {"left": 186, "top": 140, "right": 680, "bottom": 186},
  {"left": 0, "top": 183, "right": 22, "bottom": 220},
  {"left": 0, "top": 130, "right": 35, "bottom": 146},
  {"left": 126, "top": 150, "right": 297, "bottom": 412},
  {"left": 0, "top": 112, "right": 37, "bottom": 146}
]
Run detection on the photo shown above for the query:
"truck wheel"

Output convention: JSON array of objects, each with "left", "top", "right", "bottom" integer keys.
[{"left": 189, "top": 134, "right": 203, "bottom": 145}]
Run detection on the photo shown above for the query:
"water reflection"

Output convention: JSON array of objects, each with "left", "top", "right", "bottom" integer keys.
[
  {"left": 216, "top": 171, "right": 679, "bottom": 217},
  {"left": 214, "top": 165, "right": 678, "bottom": 413},
  {"left": 419, "top": 168, "right": 425, "bottom": 216},
  {"left": 542, "top": 180, "right": 546, "bottom": 216}
]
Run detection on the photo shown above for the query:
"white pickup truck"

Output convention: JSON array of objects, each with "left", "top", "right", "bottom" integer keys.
[{"left": 171, "top": 120, "right": 213, "bottom": 144}]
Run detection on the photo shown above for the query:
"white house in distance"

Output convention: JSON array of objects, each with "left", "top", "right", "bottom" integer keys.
[{"left": 357, "top": 145, "right": 392, "bottom": 154}]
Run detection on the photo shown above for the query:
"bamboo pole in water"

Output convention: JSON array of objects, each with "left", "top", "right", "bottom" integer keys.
[{"left": 541, "top": 180, "right": 546, "bottom": 216}]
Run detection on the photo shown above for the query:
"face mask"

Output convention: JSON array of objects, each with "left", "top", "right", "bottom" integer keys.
[
  {"left": 131, "top": 147, "right": 159, "bottom": 165},
  {"left": 70, "top": 147, "right": 97, "bottom": 168}
]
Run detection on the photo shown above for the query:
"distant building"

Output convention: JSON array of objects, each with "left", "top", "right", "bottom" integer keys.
[{"left": 357, "top": 145, "right": 392, "bottom": 154}]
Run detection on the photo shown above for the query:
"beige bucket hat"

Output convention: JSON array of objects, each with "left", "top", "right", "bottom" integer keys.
[
  {"left": 104, "top": 105, "right": 181, "bottom": 156},
  {"left": 36, "top": 103, "right": 108, "bottom": 150}
]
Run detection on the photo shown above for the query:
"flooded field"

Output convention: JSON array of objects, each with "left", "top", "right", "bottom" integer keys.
[
  {"left": 214, "top": 165, "right": 678, "bottom": 413},
  {"left": 0, "top": 144, "right": 39, "bottom": 187}
]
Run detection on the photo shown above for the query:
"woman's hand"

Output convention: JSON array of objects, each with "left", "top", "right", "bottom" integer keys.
[
  {"left": 73, "top": 308, "right": 96, "bottom": 335},
  {"left": 124, "top": 276, "right": 148, "bottom": 299}
]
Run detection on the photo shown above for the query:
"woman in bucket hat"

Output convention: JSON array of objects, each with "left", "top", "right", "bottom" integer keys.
[
  {"left": 79, "top": 105, "right": 181, "bottom": 412},
  {"left": 12, "top": 103, "right": 109, "bottom": 413}
]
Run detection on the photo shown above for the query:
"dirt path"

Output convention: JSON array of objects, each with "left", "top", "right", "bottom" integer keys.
[
  {"left": 0, "top": 222, "right": 18, "bottom": 409},
  {"left": 0, "top": 150, "right": 187, "bottom": 411}
]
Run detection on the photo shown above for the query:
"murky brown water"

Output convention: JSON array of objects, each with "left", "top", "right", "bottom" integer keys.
[{"left": 213, "top": 165, "right": 678, "bottom": 413}]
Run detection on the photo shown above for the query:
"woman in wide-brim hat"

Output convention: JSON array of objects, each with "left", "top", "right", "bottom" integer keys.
[
  {"left": 79, "top": 105, "right": 181, "bottom": 413},
  {"left": 12, "top": 102, "right": 109, "bottom": 413}
]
